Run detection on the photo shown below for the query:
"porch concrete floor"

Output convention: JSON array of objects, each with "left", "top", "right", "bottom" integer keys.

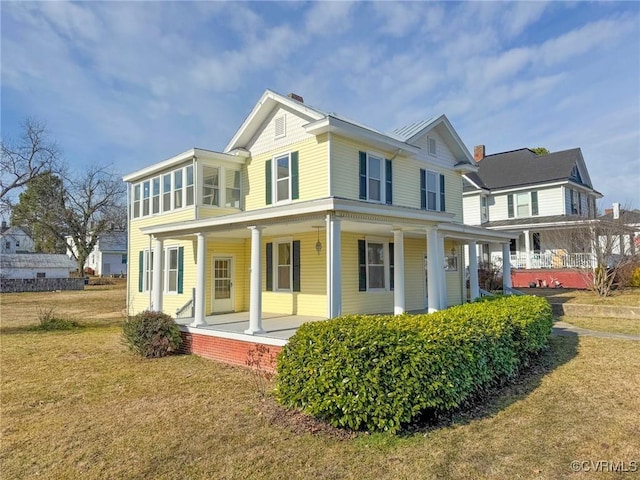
[{"left": 175, "top": 311, "right": 327, "bottom": 341}]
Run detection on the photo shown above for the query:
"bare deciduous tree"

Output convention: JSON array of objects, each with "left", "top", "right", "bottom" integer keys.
[{"left": 1, "top": 118, "right": 62, "bottom": 215}]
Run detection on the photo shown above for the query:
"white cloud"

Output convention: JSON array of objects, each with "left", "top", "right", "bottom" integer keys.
[{"left": 502, "top": 1, "right": 551, "bottom": 38}]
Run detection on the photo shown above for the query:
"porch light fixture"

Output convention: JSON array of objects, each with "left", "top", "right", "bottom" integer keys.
[
  {"left": 314, "top": 226, "right": 322, "bottom": 254},
  {"left": 451, "top": 246, "right": 457, "bottom": 256}
]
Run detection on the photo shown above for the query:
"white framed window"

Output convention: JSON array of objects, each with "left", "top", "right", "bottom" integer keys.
[
  {"left": 367, "top": 154, "right": 383, "bottom": 202},
  {"left": 186, "top": 165, "right": 194, "bottom": 206},
  {"left": 481, "top": 195, "right": 489, "bottom": 223},
  {"left": 274, "top": 115, "right": 286, "bottom": 138},
  {"left": 367, "top": 241, "right": 386, "bottom": 289},
  {"left": 142, "top": 181, "right": 150, "bottom": 216},
  {"left": 202, "top": 166, "right": 220, "bottom": 206},
  {"left": 143, "top": 249, "right": 153, "bottom": 292},
  {"left": 165, "top": 247, "right": 179, "bottom": 293},
  {"left": 162, "top": 173, "right": 171, "bottom": 212},
  {"left": 132, "top": 184, "right": 141, "bottom": 218},
  {"left": 225, "top": 170, "right": 241, "bottom": 208},
  {"left": 275, "top": 153, "right": 291, "bottom": 203},
  {"left": 420, "top": 169, "right": 445, "bottom": 212},
  {"left": 152, "top": 176, "right": 160, "bottom": 214},
  {"left": 508, "top": 191, "right": 538, "bottom": 218},
  {"left": 427, "top": 136, "right": 437, "bottom": 156},
  {"left": 427, "top": 171, "right": 438, "bottom": 210},
  {"left": 276, "top": 241, "right": 292, "bottom": 291},
  {"left": 173, "top": 170, "right": 183, "bottom": 209}
]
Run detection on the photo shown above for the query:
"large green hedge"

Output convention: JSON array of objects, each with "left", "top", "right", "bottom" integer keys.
[{"left": 276, "top": 295, "right": 552, "bottom": 433}]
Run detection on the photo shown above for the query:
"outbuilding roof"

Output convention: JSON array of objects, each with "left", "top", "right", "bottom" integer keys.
[{"left": 1, "top": 254, "right": 76, "bottom": 270}]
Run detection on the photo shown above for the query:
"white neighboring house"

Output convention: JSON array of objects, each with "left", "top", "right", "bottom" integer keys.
[
  {"left": 600, "top": 203, "right": 640, "bottom": 255},
  {"left": 0, "top": 253, "right": 76, "bottom": 279},
  {"left": 0, "top": 224, "right": 35, "bottom": 254},
  {"left": 462, "top": 145, "right": 603, "bottom": 269},
  {"left": 66, "top": 232, "right": 128, "bottom": 276}
]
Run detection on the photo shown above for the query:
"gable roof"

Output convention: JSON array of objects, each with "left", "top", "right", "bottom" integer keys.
[
  {"left": 224, "top": 89, "right": 476, "bottom": 167},
  {"left": 468, "top": 147, "right": 599, "bottom": 192},
  {"left": 1, "top": 254, "right": 76, "bottom": 270}
]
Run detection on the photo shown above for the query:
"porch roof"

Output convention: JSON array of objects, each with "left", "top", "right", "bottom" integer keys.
[
  {"left": 139, "top": 197, "right": 514, "bottom": 243},
  {"left": 483, "top": 215, "right": 598, "bottom": 231}
]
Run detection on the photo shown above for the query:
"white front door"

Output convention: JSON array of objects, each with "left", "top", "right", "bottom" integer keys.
[{"left": 212, "top": 257, "right": 233, "bottom": 313}]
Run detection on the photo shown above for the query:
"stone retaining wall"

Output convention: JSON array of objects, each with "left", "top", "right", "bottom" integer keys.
[
  {"left": 0, "top": 278, "right": 85, "bottom": 293},
  {"left": 552, "top": 302, "right": 640, "bottom": 319}
]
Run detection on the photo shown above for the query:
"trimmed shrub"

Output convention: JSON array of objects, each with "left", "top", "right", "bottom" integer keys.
[
  {"left": 122, "top": 310, "right": 182, "bottom": 358},
  {"left": 276, "top": 295, "right": 552, "bottom": 433}
]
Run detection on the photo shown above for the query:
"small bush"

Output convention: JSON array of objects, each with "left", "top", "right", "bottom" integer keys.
[
  {"left": 631, "top": 267, "right": 640, "bottom": 288},
  {"left": 276, "top": 296, "right": 552, "bottom": 433},
  {"left": 32, "top": 306, "right": 81, "bottom": 331},
  {"left": 122, "top": 310, "right": 182, "bottom": 358}
]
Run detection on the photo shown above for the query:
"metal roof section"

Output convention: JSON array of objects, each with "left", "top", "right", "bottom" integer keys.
[
  {"left": 1, "top": 254, "right": 77, "bottom": 270},
  {"left": 391, "top": 117, "right": 436, "bottom": 141}
]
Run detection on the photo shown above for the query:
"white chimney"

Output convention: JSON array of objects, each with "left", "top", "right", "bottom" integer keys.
[{"left": 613, "top": 202, "right": 620, "bottom": 220}]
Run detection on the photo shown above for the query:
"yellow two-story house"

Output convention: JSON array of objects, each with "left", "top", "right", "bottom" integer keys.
[{"left": 124, "top": 90, "right": 513, "bottom": 339}]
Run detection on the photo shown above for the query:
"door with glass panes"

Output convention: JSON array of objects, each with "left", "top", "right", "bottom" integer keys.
[{"left": 212, "top": 257, "right": 233, "bottom": 313}]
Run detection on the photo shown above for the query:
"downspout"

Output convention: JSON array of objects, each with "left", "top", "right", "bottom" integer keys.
[
  {"left": 126, "top": 182, "right": 131, "bottom": 316},
  {"left": 327, "top": 131, "right": 332, "bottom": 197},
  {"left": 193, "top": 155, "right": 199, "bottom": 220}
]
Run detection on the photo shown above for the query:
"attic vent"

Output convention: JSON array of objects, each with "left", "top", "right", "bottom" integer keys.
[
  {"left": 428, "top": 136, "right": 437, "bottom": 156},
  {"left": 274, "top": 115, "right": 286, "bottom": 138},
  {"left": 287, "top": 93, "right": 304, "bottom": 103}
]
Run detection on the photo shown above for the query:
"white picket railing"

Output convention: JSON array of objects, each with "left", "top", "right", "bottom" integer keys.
[{"left": 508, "top": 252, "right": 596, "bottom": 269}]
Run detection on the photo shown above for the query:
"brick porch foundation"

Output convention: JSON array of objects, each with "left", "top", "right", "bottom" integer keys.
[{"left": 179, "top": 331, "right": 282, "bottom": 372}]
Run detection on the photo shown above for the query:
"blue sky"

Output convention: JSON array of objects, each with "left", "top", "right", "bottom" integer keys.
[{"left": 2, "top": 1, "right": 639, "bottom": 209}]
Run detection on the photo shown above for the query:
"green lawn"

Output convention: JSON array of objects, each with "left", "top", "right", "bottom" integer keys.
[{"left": 1, "top": 285, "right": 639, "bottom": 479}]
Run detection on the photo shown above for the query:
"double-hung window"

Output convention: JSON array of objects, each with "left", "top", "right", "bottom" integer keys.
[
  {"left": 162, "top": 174, "right": 171, "bottom": 212},
  {"left": 174, "top": 170, "right": 183, "bottom": 209},
  {"left": 266, "top": 152, "right": 298, "bottom": 205},
  {"left": 139, "top": 250, "right": 153, "bottom": 292},
  {"left": 152, "top": 177, "right": 160, "bottom": 214},
  {"left": 420, "top": 169, "right": 445, "bottom": 212},
  {"left": 166, "top": 247, "right": 179, "bottom": 293},
  {"left": 142, "top": 181, "right": 150, "bottom": 216},
  {"left": 202, "top": 166, "right": 220, "bottom": 206},
  {"left": 481, "top": 196, "right": 489, "bottom": 223},
  {"left": 226, "top": 170, "right": 241, "bottom": 208},
  {"left": 265, "top": 240, "right": 301, "bottom": 292},
  {"left": 186, "top": 165, "right": 194, "bottom": 206},
  {"left": 357, "top": 239, "right": 394, "bottom": 291},
  {"left": 133, "top": 184, "right": 141, "bottom": 218},
  {"left": 359, "top": 151, "right": 392, "bottom": 204},
  {"left": 508, "top": 191, "right": 539, "bottom": 218}
]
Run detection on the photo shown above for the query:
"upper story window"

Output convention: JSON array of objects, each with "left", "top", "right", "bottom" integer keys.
[
  {"left": 427, "top": 136, "right": 437, "bottom": 156},
  {"left": 266, "top": 151, "right": 298, "bottom": 205},
  {"left": 131, "top": 164, "right": 196, "bottom": 219},
  {"left": 481, "top": 195, "right": 489, "bottom": 223},
  {"left": 570, "top": 165, "right": 582, "bottom": 183},
  {"left": 274, "top": 115, "right": 286, "bottom": 139},
  {"left": 359, "top": 151, "right": 392, "bottom": 204},
  {"left": 508, "top": 191, "right": 538, "bottom": 218},
  {"left": 226, "top": 170, "right": 241, "bottom": 208},
  {"left": 202, "top": 166, "right": 220, "bottom": 206},
  {"left": 569, "top": 189, "right": 582, "bottom": 215},
  {"left": 420, "top": 169, "right": 445, "bottom": 212}
]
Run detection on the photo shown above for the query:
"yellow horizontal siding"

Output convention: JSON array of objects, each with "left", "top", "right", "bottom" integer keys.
[
  {"left": 244, "top": 136, "right": 328, "bottom": 212},
  {"left": 261, "top": 231, "right": 326, "bottom": 316},
  {"left": 445, "top": 239, "right": 463, "bottom": 307}
]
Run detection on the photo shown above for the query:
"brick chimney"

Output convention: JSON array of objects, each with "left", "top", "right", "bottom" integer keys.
[
  {"left": 287, "top": 93, "right": 304, "bottom": 103},
  {"left": 474, "top": 145, "right": 485, "bottom": 162}
]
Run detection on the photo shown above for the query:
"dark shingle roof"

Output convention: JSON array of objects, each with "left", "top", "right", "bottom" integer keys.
[
  {"left": 600, "top": 209, "right": 640, "bottom": 225},
  {"left": 473, "top": 148, "right": 592, "bottom": 190}
]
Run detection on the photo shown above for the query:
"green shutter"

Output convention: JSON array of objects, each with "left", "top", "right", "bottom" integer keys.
[
  {"left": 266, "top": 243, "right": 273, "bottom": 291},
  {"left": 508, "top": 194, "right": 514, "bottom": 218},
  {"left": 358, "top": 239, "right": 366, "bottom": 291},
  {"left": 531, "top": 191, "right": 539, "bottom": 216},
  {"left": 359, "top": 151, "right": 367, "bottom": 200},
  {"left": 138, "top": 251, "right": 144, "bottom": 292},
  {"left": 389, "top": 242, "right": 394, "bottom": 291},
  {"left": 385, "top": 159, "right": 392, "bottom": 205},
  {"left": 292, "top": 240, "right": 301, "bottom": 292},
  {"left": 420, "top": 169, "right": 426, "bottom": 209},
  {"left": 177, "top": 246, "right": 184, "bottom": 294},
  {"left": 265, "top": 160, "right": 272, "bottom": 205},
  {"left": 291, "top": 151, "right": 299, "bottom": 200},
  {"left": 439, "top": 174, "right": 446, "bottom": 212}
]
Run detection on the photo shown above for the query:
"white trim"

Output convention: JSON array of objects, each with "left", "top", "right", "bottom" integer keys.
[
  {"left": 178, "top": 325, "right": 287, "bottom": 347},
  {"left": 274, "top": 239, "right": 293, "bottom": 292},
  {"left": 273, "top": 151, "right": 293, "bottom": 204}
]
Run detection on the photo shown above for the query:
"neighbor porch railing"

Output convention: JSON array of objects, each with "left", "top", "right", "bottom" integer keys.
[{"left": 508, "top": 252, "right": 596, "bottom": 269}]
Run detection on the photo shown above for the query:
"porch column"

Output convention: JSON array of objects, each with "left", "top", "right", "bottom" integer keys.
[
  {"left": 524, "top": 230, "right": 532, "bottom": 269},
  {"left": 438, "top": 233, "right": 447, "bottom": 309},
  {"left": 245, "top": 226, "right": 264, "bottom": 334},
  {"left": 152, "top": 236, "right": 163, "bottom": 311},
  {"left": 326, "top": 215, "right": 342, "bottom": 318},
  {"left": 426, "top": 226, "right": 440, "bottom": 312},
  {"left": 393, "top": 229, "right": 405, "bottom": 315},
  {"left": 191, "top": 233, "right": 207, "bottom": 327},
  {"left": 502, "top": 242, "right": 512, "bottom": 292},
  {"left": 468, "top": 240, "right": 480, "bottom": 301}
]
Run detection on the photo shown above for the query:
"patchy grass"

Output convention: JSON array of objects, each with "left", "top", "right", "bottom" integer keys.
[
  {"left": 1, "top": 285, "right": 639, "bottom": 479},
  {"left": 560, "top": 316, "right": 640, "bottom": 336},
  {"left": 521, "top": 287, "right": 640, "bottom": 306}
]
